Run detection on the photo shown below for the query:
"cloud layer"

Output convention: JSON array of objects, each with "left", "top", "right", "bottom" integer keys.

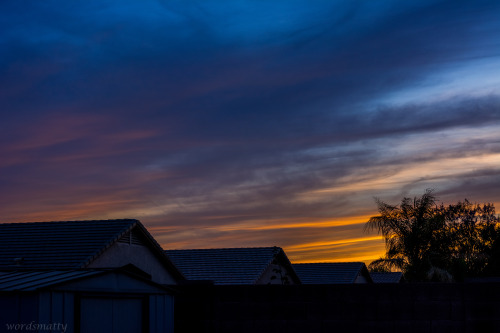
[{"left": 1, "top": 0, "right": 500, "bottom": 262}]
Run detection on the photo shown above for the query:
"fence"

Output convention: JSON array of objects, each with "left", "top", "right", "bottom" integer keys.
[{"left": 175, "top": 283, "right": 500, "bottom": 333}]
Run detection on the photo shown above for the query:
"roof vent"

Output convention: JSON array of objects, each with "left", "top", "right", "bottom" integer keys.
[{"left": 13, "top": 257, "right": 24, "bottom": 266}]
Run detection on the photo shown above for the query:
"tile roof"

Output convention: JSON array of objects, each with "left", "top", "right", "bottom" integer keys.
[
  {"left": 293, "top": 262, "right": 373, "bottom": 284},
  {"left": 0, "top": 219, "right": 183, "bottom": 280},
  {"left": 165, "top": 247, "right": 300, "bottom": 285},
  {"left": 370, "top": 272, "right": 404, "bottom": 283},
  {"left": 0, "top": 219, "right": 136, "bottom": 269}
]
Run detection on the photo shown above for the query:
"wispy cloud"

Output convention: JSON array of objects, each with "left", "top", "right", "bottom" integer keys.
[{"left": 1, "top": 0, "right": 499, "bottom": 262}]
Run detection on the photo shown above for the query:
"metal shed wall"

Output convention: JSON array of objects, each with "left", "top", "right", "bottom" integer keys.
[
  {"left": 0, "top": 271, "right": 174, "bottom": 333},
  {"left": 1, "top": 291, "right": 173, "bottom": 333},
  {"left": 0, "top": 291, "right": 174, "bottom": 333}
]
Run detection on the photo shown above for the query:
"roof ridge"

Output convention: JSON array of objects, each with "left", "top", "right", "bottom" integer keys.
[{"left": 0, "top": 219, "right": 139, "bottom": 226}]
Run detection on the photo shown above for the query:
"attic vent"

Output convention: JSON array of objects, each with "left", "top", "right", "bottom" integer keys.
[
  {"left": 118, "top": 230, "right": 144, "bottom": 246},
  {"left": 13, "top": 257, "right": 24, "bottom": 266}
]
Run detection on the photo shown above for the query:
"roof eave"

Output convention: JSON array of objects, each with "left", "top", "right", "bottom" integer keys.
[
  {"left": 80, "top": 220, "right": 139, "bottom": 269},
  {"left": 133, "top": 221, "right": 186, "bottom": 281}
]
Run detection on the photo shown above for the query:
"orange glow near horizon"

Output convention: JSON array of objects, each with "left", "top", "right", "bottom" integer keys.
[
  {"left": 151, "top": 213, "right": 387, "bottom": 264},
  {"left": 3, "top": 188, "right": 498, "bottom": 264}
]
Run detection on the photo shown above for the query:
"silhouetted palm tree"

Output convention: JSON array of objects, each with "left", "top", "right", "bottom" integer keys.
[{"left": 365, "top": 189, "right": 445, "bottom": 281}]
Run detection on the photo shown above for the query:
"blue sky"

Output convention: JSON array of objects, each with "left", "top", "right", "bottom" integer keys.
[{"left": 1, "top": 0, "right": 500, "bottom": 262}]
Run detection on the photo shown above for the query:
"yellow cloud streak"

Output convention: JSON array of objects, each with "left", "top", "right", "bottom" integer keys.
[
  {"left": 286, "top": 235, "right": 382, "bottom": 251},
  {"left": 286, "top": 236, "right": 386, "bottom": 263},
  {"left": 193, "top": 215, "right": 374, "bottom": 232},
  {"left": 293, "top": 254, "right": 382, "bottom": 264}
]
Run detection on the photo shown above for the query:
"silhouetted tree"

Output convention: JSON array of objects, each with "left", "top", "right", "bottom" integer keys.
[
  {"left": 439, "top": 199, "right": 500, "bottom": 280},
  {"left": 365, "top": 189, "right": 500, "bottom": 282}
]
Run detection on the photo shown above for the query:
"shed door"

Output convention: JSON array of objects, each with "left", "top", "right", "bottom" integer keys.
[{"left": 79, "top": 297, "right": 145, "bottom": 333}]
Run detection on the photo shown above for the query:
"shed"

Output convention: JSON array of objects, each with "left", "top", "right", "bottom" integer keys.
[
  {"left": 0, "top": 219, "right": 183, "bottom": 284},
  {"left": 165, "top": 247, "right": 301, "bottom": 285},
  {"left": 0, "top": 268, "right": 174, "bottom": 333},
  {"left": 293, "top": 262, "right": 373, "bottom": 284}
]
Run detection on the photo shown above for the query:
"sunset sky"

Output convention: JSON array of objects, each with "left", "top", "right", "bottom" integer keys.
[{"left": 1, "top": 0, "right": 499, "bottom": 263}]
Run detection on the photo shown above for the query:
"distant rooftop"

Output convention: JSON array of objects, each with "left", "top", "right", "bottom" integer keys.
[
  {"left": 165, "top": 247, "right": 300, "bottom": 285},
  {"left": 370, "top": 272, "right": 404, "bottom": 283},
  {"left": 293, "top": 262, "right": 373, "bottom": 284}
]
